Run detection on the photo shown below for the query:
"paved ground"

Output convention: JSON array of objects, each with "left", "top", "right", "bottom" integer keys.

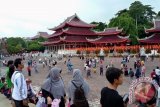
[{"left": 0, "top": 56, "right": 160, "bottom": 107}]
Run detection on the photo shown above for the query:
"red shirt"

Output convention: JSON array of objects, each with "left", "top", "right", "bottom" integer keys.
[
  {"left": 150, "top": 71, "right": 156, "bottom": 78},
  {"left": 27, "top": 66, "right": 31, "bottom": 71}
]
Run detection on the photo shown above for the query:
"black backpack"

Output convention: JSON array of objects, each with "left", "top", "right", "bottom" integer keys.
[{"left": 72, "top": 82, "right": 89, "bottom": 107}]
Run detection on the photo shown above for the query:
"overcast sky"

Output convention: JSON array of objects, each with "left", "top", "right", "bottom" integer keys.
[{"left": 0, "top": 0, "right": 160, "bottom": 38}]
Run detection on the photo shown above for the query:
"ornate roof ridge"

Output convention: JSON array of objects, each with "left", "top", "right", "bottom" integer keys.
[
  {"left": 49, "top": 14, "right": 95, "bottom": 31},
  {"left": 117, "top": 35, "right": 129, "bottom": 39},
  {"left": 138, "top": 34, "right": 155, "bottom": 40},
  {"left": 86, "top": 36, "right": 103, "bottom": 41}
]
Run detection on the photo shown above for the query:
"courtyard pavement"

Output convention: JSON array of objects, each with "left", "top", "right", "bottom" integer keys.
[{"left": 0, "top": 56, "right": 160, "bottom": 107}]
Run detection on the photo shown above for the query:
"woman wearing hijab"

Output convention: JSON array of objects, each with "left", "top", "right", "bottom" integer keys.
[
  {"left": 41, "top": 67, "right": 66, "bottom": 107},
  {"left": 67, "top": 69, "right": 90, "bottom": 107}
]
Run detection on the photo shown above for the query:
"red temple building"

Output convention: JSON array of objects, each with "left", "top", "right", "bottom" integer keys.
[
  {"left": 139, "top": 19, "right": 160, "bottom": 44},
  {"left": 42, "top": 14, "right": 128, "bottom": 52}
]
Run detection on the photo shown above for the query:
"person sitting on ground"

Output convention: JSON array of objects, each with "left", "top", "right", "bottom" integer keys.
[
  {"left": 100, "top": 67, "right": 127, "bottom": 107},
  {"left": 67, "top": 69, "right": 90, "bottom": 107}
]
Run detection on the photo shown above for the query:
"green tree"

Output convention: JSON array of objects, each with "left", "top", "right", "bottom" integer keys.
[
  {"left": 91, "top": 22, "right": 107, "bottom": 31},
  {"left": 109, "top": 13, "right": 137, "bottom": 35},
  {"left": 128, "top": 1, "right": 156, "bottom": 38},
  {"left": 36, "top": 36, "right": 47, "bottom": 42},
  {"left": 15, "top": 44, "right": 23, "bottom": 53},
  {"left": 6, "top": 37, "right": 26, "bottom": 54},
  {"left": 116, "top": 9, "right": 128, "bottom": 16},
  {"left": 129, "top": 35, "right": 138, "bottom": 45},
  {"left": 27, "top": 40, "right": 45, "bottom": 52},
  {"left": 7, "top": 45, "right": 16, "bottom": 54},
  {"left": 108, "top": 1, "right": 156, "bottom": 40},
  {"left": 6, "top": 37, "right": 26, "bottom": 48},
  {"left": 129, "top": 1, "right": 156, "bottom": 24}
]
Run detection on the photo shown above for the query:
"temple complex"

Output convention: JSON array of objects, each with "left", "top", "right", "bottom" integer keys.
[{"left": 42, "top": 14, "right": 129, "bottom": 52}]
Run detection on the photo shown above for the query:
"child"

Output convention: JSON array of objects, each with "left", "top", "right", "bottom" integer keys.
[
  {"left": 86, "top": 65, "right": 91, "bottom": 78},
  {"left": 27, "top": 65, "right": 31, "bottom": 76},
  {"left": 129, "top": 68, "right": 134, "bottom": 82},
  {"left": 26, "top": 78, "right": 37, "bottom": 104},
  {"left": 100, "top": 64, "right": 103, "bottom": 76},
  {"left": 124, "top": 65, "right": 128, "bottom": 76},
  {"left": 141, "top": 64, "right": 146, "bottom": 77}
]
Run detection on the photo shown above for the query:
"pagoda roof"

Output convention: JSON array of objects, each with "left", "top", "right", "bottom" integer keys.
[
  {"left": 43, "top": 35, "right": 128, "bottom": 46},
  {"left": 62, "top": 36, "right": 88, "bottom": 42},
  {"left": 145, "top": 20, "right": 160, "bottom": 33},
  {"left": 44, "top": 36, "right": 88, "bottom": 45},
  {"left": 42, "top": 41, "right": 61, "bottom": 46},
  {"left": 31, "top": 32, "right": 49, "bottom": 40},
  {"left": 49, "top": 14, "right": 96, "bottom": 31},
  {"left": 63, "top": 27, "right": 96, "bottom": 35},
  {"left": 49, "top": 27, "right": 97, "bottom": 38},
  {"left": 48, "top": 30, "right": 63, "bottom": 38},
  {"left": 87, "top": 35, "right": 128, "bottom": 44},
  {"left": 97, "top": 27, "right": 122, "bottom": 36},
  {"left": 139, "top": 33, "right": 160, "bottom": 44}
]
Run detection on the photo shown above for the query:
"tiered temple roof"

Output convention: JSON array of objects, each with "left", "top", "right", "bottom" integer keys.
[
  {"left": 139, "top": 33, "right": 160, "bottom": 44},
  {"left": 49, "top": 14, "right": 96, "bottom": 31},
  {"left": 139, "top": 20, "right": 160, "bottom": 44},
  {"left": 97, "top": 27, "right": 122, "bottom": 36},
  {"left": 88, "top": 27, "right": 127, "bottom": 44},
  {"left": 43, "top": 14, "right": 128, "bottom": 46},
  {"left": 145, "top": 20, "right": 160, "bottom": 33},
  {"left": 87, "top": 36, "right": 128, "bottom": 44}
]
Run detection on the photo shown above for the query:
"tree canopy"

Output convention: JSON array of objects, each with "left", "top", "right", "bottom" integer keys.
[
  {"left": 6, "top": 37, "right": 46, "bottom": 54},
  {"left": 90, "top": 22, "right": 107, "bottom": 31},
  {"left": 108, "top": 1, "right": 158, "bottom": 43}
]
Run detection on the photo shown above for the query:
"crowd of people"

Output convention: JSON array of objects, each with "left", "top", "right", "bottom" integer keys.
[{"left": 0, "top": 53, "right": 160, "bottom": 107}]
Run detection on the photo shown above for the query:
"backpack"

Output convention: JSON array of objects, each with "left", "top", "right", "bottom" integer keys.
[{"left": 72, "top": 82, "right": 89, "bottom": 107}]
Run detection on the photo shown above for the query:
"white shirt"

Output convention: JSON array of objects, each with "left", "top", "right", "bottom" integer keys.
[
  {"left": 158, "top": 87, "right": 160, "bottom": 98},
  {"left": 155, "top": 69, "right": 160, "bottom": 76},
  {"left": 11, "top": 71, "right": 27, "bottom": 101}
]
